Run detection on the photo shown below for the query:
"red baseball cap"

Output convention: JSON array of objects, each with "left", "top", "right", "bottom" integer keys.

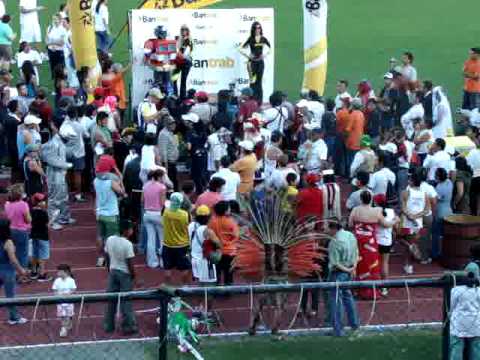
[
  {"left": 95, "top": 155, "right": 117, "bottom": 173},
  {"left": 373, "top": 194, "right": 387, "bottom": 207},
  {"left": 305, "top": 173, "right": 320, "bottom": 185},
  {"left": 195, "top": 91, "right": 208, "bottom": 100}
]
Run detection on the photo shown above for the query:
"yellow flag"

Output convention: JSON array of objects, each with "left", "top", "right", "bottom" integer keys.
[
  {"left": 302, "top": 0, "right": 328, "bottom": 95},
  {"left": 142, "top": 0, "right": 222, "bottom": 9},
  {"left": 68, "top": 0, "right": 98, "bottom": 70}
]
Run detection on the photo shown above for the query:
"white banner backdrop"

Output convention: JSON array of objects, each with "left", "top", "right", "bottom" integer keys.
[{"left": 129, "top": 8, "right": 275, "bottom": 108}]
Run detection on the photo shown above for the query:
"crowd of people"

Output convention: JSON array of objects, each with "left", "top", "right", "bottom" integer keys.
[{"left": 0, "top": 0, "right": 479, "bottom": 342}]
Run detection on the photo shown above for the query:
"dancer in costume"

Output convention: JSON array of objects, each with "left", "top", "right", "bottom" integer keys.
[
  {"left": 348, "top": 190, "right": 398, "bottom": 299},
  {"left": 239, "top": 21, "right": 271, "bottom": 104},
  {"left": 173, "top": 25, "right": 193, "bottom": 100},
  {"left": 233, "top": 193, "right": 326, "bottom": 338},
  {"left": 144, "top": 25, "right": 177, "bottom": 96}
]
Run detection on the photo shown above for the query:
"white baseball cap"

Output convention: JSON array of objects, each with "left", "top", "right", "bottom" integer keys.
[
  {"left": 24, "top": 114, "right": 42, "bottom": 125},
  {"left": 238, "top": 140, "right": 254, "bottom": 151},
  {"left": 181, "top": 113, "right": 200, "bottom": 124},
  {"left": 297, "top": 99, "right": 309, "bottom": 108}
]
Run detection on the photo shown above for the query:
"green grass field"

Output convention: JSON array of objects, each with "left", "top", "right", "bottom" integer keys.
[
  {"left": 0, "top": 331, "right": 442, "bottom": 360},
  {"left": 5, "top": 0, "right": 480, "bottom": 109}
]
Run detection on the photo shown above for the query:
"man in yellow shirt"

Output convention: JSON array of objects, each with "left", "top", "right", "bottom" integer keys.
[
  {"left": 162, "top": 192, "right": 190, "bottom": 284},
  {"left": 230, "top": 140, "right": 257, "bottom": 194}
]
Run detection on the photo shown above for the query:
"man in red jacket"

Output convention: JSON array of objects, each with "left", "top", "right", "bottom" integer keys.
[{"left": 296, "top": 173, "right": 324, "bottom": 222}]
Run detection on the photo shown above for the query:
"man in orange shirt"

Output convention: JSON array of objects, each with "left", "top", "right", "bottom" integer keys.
[
  {"left": 335, "top": 94, "right": 352, "bottom": 177},
  {"left": 463, "top": 48, "right": 480, "bottom": 110},
  {"left": 344, "top": 98, "right": 365, "bottom": 178}
]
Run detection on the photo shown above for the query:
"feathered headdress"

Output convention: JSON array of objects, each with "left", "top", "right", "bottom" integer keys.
[{"left": 233, "top": 194, "right": 327, "bottom": 280}]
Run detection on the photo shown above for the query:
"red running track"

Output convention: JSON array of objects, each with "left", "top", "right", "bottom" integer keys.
[{"left": 0, "top": 178, "right": 447, "bottom": 347}]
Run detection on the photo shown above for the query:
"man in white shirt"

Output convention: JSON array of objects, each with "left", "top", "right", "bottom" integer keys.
[
  {"left": 423, "top": 138, "right": 455, "bottom": 182},
  {"left": 104, "top": 224, "right": 138, "bottom": 335},
  {"left": 210, "top": 156, "right": 240, "bottom": 201},
  {"left": 302, "top": 127, "right": 328, "bottom": 173},
  {"left": 334, "top": 80, "right": 351, "bottom": 110},
  {"left": 191, "top": 91, "right": 217, "bottom": 125},
  {"left": 263, "top": 91, "right": 288, "bottom": 134},
  {"left": 206, "top": 123, "right": 229, "bottom": 173},
  {"left": 401, "top": 92, "right": 425, "bottom": 139},
  {"left": 400, "top": 51, "right": 417, "bottom": 82},
  {"left": 19, "top": 0, "right": 44, "bottom": 44},
  {"left": 94, "top": 0, "right": 110, "bottom": 52},
  {"left": 368, "top": 154, "right": 396, "bottom": 196},
  {"left": 266, "top": 154, "right": 297, "bottom": 190},
  {"left": 459, "top": 108, "right": 480, "bottom": 129}
]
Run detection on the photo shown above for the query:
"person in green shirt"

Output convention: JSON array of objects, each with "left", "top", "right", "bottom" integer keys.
[
  {"left": 0, "top": 15, "right": 16, "bottom": 62},
  {"left": 162, "top": 192, "right": 191, "bottom": 285},
  {"left": 326, "top": 220, "right": 360, "bottom": 337}
]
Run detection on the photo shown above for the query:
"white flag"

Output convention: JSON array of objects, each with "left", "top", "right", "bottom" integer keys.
[{"left": 302, "top": 0, "right": 328, "bottom": 95}]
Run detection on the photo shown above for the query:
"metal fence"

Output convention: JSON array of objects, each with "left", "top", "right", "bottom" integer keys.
[{"left": 0, "top": 273, "right": 476, "bottom": 360}]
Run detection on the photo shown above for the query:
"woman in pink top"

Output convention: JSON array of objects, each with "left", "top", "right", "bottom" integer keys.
[
  {"left": 4, "top": 184, "right": 31, "bottom": 282},
  {"left": 142, "top": 169, "right": 167, "bottom": 268},
  {"left": 195, "top": 177, "right": 226, "bottom": 210}
]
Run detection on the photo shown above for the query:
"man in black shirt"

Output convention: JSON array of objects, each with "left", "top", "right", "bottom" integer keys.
[{"left": 321, "top": 98, "right": 337, "bottom": 161}]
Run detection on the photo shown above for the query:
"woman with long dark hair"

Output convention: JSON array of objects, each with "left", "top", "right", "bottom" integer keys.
[
  {"left": 239, "top": 21, "right": 271, "bottom": 104},
  {"left": 20, "top": 60, "right": 37, "bottom": 98},
  {"left": 173, "top": 25, "right": 193, "bottom": 100}
]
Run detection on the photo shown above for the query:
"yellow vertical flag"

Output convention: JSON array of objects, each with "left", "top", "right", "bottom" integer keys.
[
  {"left": 142, "top": 0, "right": 222, "bottom": 9},
  {"left": 69, "top": 0, "right": 98, "bottom": 70},
  {"left": 302, "top": 0, "right": 328, "bottom": 95}
]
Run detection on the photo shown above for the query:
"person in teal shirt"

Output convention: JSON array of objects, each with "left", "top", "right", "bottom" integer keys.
[{"left": 0, "top": 15, "right": 16, "bottom": 62}]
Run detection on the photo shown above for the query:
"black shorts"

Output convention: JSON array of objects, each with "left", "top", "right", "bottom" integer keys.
[
  {"left": 379, "top": 245, "right": 392, "bottom": 254},
  {"left": 162, "top": 246, "right": 191, "bottom": 271},
  {"left": 67, "top": 156, "right": 86, "bottom": 171}
]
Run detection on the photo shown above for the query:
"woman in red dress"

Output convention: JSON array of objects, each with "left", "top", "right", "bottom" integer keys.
[{"left": 348, "top": 190, "right": 398, "bottom": 299}]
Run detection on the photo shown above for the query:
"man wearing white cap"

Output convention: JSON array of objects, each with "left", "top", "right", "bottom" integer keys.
[
  {"left": 136, "top": 88, "right": 164, "bottom": 131},
  {"left": 231, "top": 140, "right": 257, "bottom": 194},
  {"left": 41, "top": 122, "right": 75, "bottom": 230},
  {"left": 18, "top": 114, "right": 42, "bottom": 161}
]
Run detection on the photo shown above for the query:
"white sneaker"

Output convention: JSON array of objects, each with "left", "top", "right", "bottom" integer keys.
[
  {"left": 403, "top": 265, "right": 414, "bottom": 275},
  {"left": 59, "top": 327, "right": 68, "bottom": 337},
  {"left": 59, "top": 218, "right": 76, "bottom": 225},
  {"left": 96, "top": 257, "right": 105, "bottom": 267},
  {"left": 8, "top": 317, "right": 28, "bottom": 325},
  {"left": 380, "top": 288, "right": 389, "bottom": 297},
  {"left": 51, "top": 223, "right": 64, "bottom": 231}
]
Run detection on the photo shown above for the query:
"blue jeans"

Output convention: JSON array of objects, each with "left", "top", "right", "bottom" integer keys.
[
  {"left": 325, "top": 136, "right": 336, "bottom": 161},
  {"left": 0, "top": 268, "right": 19, "bottom": 321},
  {"left": 431, "top": 217, "right": 444, "bottom": 259},
  {"left": 11, "top": 230, "right": 29, "bottom": 268},
  {"left": 96, "top": 31, "right": 111, "bottom": 53},
  {"left": 328, "top": 271, "right": 359, "bottom": 336},
  {"left": 396, "top": 168, "right": 409, "bottom": 195},
  {"left": 449, "top": 336, "right": 480, "bottom": 360},
  {"left": 345, "top": 149, "right": 358, "bottom": 179}
]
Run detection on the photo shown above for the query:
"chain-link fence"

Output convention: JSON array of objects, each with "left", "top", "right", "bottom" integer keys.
[{"left": 0, "top": 274, "right": 476, "bottom": 360}]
